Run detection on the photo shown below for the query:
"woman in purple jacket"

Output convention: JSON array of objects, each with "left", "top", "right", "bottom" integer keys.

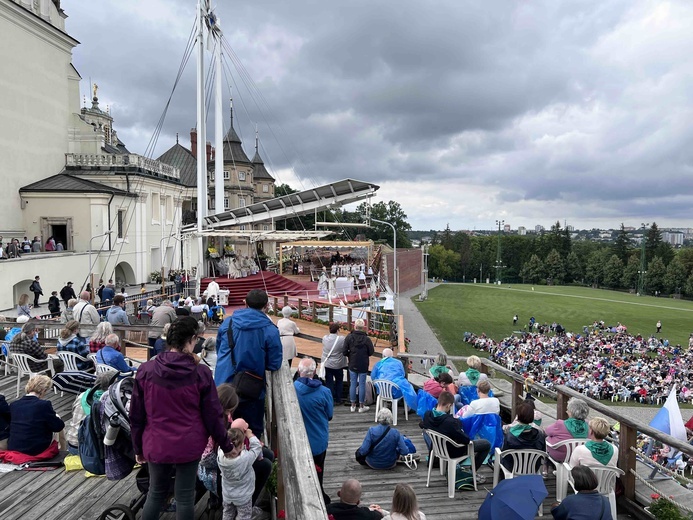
[{"left": 130, "top": 316, "right": 233, "bottom": 520}]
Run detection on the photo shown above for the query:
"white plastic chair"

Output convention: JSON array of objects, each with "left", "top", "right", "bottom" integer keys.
[
  {"left": 57, "top": 351, "right": 94, "bottom": 372},
  {"left": 87, "top": 353, "right": 98, "bottom": 364},
  {"left": 493, "top": 447, "right": 548, "bottom": 515},
  {"left": 424, "top": 429, "right": 477, "bottom": 498},
  {"left": 546, "top": 438, "right": 587, "bottom": 501},
  {"left": 11, "top": 353, "right": 55, "bottom": 397},
  {"left": 95, "top": 362, "right": 134, "bottom": 378},
  {"left": 565, "top": 463, "right": 624, "bottom": 519},
  {"left": 372, "top": 379, "right": 408, "bottom": 426}
]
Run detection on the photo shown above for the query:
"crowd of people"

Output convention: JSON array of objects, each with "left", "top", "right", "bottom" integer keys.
[
  {"left": 464, "top": 325, "right": 693, "bottom": 404},
  {"left": 5, "top": 295, "right": 685, "bottom": 519},
  {"left": 0, "top": 235, "right": 65, "bottom": 259}
]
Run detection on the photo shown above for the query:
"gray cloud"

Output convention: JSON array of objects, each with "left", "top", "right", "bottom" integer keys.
[{"left": 64, "top": 0, "right": 693, "bottom": 230}]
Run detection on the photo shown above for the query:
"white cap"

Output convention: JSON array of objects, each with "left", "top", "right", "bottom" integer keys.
[{"left": 16, "top": 315, "right": 30, "bottom": 324}]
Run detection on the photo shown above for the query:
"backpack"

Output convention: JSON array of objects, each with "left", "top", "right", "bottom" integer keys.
[
  {"left": 29, "top": 282, "right": 35, "bottom": 292},
  {"left": 78, "top": 398, "right": 106, "bottom": 475}
]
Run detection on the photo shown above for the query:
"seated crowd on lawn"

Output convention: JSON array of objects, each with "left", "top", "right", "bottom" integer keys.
[{"left": 465, "top": 327, "right": 693, "bottom": 404}]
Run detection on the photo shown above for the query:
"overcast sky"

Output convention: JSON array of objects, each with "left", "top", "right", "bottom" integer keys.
[{"left": 64, "top": 0, "right": 693, "bottom": 231}]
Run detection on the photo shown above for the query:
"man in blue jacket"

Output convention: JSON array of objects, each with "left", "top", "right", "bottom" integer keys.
[
  {"left": 215, "top": 289, "right": 282, "bottom": 434},
  {"left": 295, "top": 358, "right": 333, "bottom": 503}
]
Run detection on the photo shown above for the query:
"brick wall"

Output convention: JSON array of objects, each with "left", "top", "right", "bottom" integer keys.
[{"left": 382, "top": 248, "right": 422, "bottom": 294}]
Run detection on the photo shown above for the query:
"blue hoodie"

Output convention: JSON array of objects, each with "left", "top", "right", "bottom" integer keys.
[
  {"left": 214, "top": 308, "right": 282, "bottom": 389},
  {"left": 294, "top": 377, "right": 333, "bottom": 455},
  {"left": 106, "top": 305, "right": 130, "bottom": 326}
]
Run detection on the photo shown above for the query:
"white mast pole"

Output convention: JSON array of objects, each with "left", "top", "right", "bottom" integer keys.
[
  {"left": 196, "top": 0, "right": 207, "bottom": 291},
  {"left": 214, "top": 27, "right": 224, "bottom": 215}
]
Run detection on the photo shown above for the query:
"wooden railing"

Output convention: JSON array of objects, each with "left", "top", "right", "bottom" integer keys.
[
  {"left": 267, "top": 364, "right": 328, "bottom": 519},
  {"left": 403, "top": 352, "right": 693, "bottom": 512},
  {"left": 270, "top": 295, "right": 405, "bottom": 352}
]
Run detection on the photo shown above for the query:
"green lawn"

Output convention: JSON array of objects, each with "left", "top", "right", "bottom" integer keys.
[{"left": 414, "top": 283, "right": 693, "bottom": 358}]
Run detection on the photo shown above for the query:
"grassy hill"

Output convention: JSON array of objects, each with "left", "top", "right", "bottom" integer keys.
[{"left": 414, "top": 283, "right": 693, "bottom": 358}]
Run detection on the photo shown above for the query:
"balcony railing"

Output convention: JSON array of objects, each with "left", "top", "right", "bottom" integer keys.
[{"left": 65, "top": 153, "right": 180, "bottom": 180}]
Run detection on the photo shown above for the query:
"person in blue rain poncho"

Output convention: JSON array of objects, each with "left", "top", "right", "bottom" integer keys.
[{"left": 370, "top": 348, "right": 418, "bottom": 411}]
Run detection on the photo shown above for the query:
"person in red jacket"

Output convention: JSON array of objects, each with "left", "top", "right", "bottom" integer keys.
[{"left": 130, "top": 316, "right": 233, "bottom": 520}]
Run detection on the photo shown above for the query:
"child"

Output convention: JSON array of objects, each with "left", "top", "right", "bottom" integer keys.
[{"left": 218, "top": 427, "right": 262, "bottom": 520}]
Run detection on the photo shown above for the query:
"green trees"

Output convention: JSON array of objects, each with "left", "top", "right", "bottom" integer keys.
[
  {"left": 428, "top": 244, "right": 460, "bottom": 280},
  {"left": 603, "top": 255, "right": 625, "bottom": 289},
  {"left": 544, "top": 249, "right": 566, "bottom": 284},
  {"left": 621, "top": 254, "right": 640, "bottom": 290},
  {"left": 664, "top": 256, "right": 687, "bottom": 295},
  {"left": 520, "top": 254, "right": 545, "bottom": 284},
  {"left": 612, "top": 223, "right": 633, "bottom": 264},
  {"left": 357, "top": 201, "right": 412, "bottom": 248},
  {"left": 646, "top": 256, "right": 666, "bottom": 294}
]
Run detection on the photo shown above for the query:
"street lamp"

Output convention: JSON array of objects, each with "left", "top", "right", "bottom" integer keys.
[
  {"left": 371, "top": 217, "right": 398, "bottom": 315},
  {"left": 638, "top": 223, "right": 649, "bottom": 296},
  {"left": 88, "top": 231, "right": 112, "bottom": 301},
  {"left": 495, "top": 219, "right": 505, "bottom": 284}
]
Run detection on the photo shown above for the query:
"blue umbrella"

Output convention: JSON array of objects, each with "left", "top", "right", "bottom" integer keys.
[{"left": 478, "top": 475, "right": 548, "bottom": 520}]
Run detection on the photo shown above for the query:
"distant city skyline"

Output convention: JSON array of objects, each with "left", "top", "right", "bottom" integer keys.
[{"left": 65, "top": 0, "right": 693, "bottom": 231}]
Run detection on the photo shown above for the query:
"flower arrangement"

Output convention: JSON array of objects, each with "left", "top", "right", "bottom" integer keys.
[
  {"left": 149, "top": 271, "right": 162, "bottom": 284},
  {"left": 206, "top": 247, "right": 219, "bottom": 259},
  {"left": 647, "top": 494, "right": 691, "bottom": 520}
]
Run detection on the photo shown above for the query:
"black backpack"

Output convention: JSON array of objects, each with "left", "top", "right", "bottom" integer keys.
[{"left": 78, "top": 394, "right": 106, "bottom": 475}]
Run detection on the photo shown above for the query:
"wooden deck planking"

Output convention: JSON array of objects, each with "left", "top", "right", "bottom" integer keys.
[{"left": 322, "top": 404, "right": 558, "bottom": 519}]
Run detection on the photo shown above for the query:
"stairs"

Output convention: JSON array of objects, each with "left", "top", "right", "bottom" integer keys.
[{"left": 201, "top": 272, "right": 308, "bottom": 306}]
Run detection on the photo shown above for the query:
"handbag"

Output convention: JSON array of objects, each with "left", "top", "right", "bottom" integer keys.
[
  {"left": 355, "top": 426, "right": 391, "bottom": 466},
  {"left": 317, "top": 336, "right": 340, "bottom": 379},
  {"left": 227, "top": 319, "right": 265, "bottom": 400}
]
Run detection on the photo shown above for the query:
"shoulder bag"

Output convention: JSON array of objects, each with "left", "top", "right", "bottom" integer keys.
[
  {"left": 355, "top": 426, "right": 391, "bottom": 465},
  {"left": 227, "top": 318, "right": 265, "bottom": 400},
  {"left": 317, "top": 336, "right": 339, "bottom": 379}
]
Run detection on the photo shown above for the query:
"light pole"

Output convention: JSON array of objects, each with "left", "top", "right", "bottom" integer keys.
[
  {"left": 88, "top": 231, "right": 112, "bottom": 301},
  {"left": 495, "top": 219, "right": 505, "bottom": 284},
  {"left": 371, "top": 217, "right": 397, "bottom": 315},
  {"left": 638, "top": 223, "right": 649, "bottom": 296},
  {"left": 160, "top": 234, "right": 182, "bottom": 296}
]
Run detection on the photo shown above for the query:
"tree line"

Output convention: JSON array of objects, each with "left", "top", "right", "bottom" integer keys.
[{"left": 427, "top": 222, "right": 693, "bottom": 296}]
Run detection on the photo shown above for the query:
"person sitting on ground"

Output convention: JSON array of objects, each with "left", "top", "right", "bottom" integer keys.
[
  {"left": 64, "top": 373, "right": 111, "bottom": 455},
  {"left": 370, "top": 348, "right": 418, "bottom": 412},
  {"left": 419, "top": 391, "right": 491, "bottom": 483},
  {"left": 569, "top": 417, "right": 618, "bottom": 468},
  {"left": 16, "top": 293, "right": 32, "bottom": 319},
  {"left": 61, "top": 298, "right": 78, "bottom": 324},
  {"left": 217, "top": 427, "right": 263, "bottom": 520},
  {"left": 277, "top": 306, "right": 300, "bottom": 367},
  {"left": 545, "top": 397, "right": 589, "bottom": 463},
  {"left": 429, "top": 353, "right": 452, "bottom": 378},
  {"left": 0, "top": 393, "right": 10, "bottom": 451},
  {"left": 462, "top": 379, "right": 500, "bottom": 418},
  {"left": 423, "top": 372, "right": 457, "bottom": 399},
  {"left": 357, "top": 408, "right": 412, "bottom": 470},
  {"left": 551, "top": 465, "right": 613, "bottom": 520},
  {"left": 89, "top": 322, "right": 116, "bottom": 353},
  {"left": 56, "top": 320, "right": 92, "bottom": 370},
  {"left": 382, "top": 483, "right": 426, "bottom": 520},
  {"left": 326, "top": 479, "right": 388, "bottom": 519},
  {"left": 106, "top": 294, "right": 130, "bottom": 326},
  {"left": 96, "top": 334, "right": 137, "bottom": 373},
  {"left": 500, "top": 401, "right": 546, "bottom": 471},
  {"left": 8, "top": 375, "right": 65, "bottom": 455},
  {"left": 10, "top": 320, "right": 50, "bottom": 372}
]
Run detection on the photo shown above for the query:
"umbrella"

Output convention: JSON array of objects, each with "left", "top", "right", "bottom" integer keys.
[
  {"left": 478, "top": 475, "right": 548, "bottom": 520},
  {"left": 52, "top": 371, "right": 97, "bottom": 395}
]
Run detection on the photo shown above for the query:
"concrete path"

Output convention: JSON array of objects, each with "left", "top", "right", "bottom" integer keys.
[{"left": 398, "top": 284, "right": 446, "bottom": 362}]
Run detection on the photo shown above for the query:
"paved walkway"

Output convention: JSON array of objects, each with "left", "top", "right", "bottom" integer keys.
[{"left": 399, "top": 284, "right": 446, "bottom": 360}]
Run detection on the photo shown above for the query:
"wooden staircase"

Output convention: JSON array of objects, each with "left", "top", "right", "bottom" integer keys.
[{"left": 201, "top": 272, "right": 308, "bottom": 306}]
